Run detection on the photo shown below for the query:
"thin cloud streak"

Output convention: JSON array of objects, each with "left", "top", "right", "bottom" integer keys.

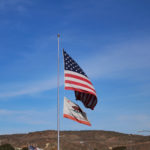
[
  {"left": 118, "top": 114, "right": 150, "bottom": 129},
  {"left": 0, "top": 76, "right": 63, "bottom": 99},
  {"left": 0, "top": 37, "right": 150, "bottom": 99},
  {"left": 0, "top": 0, "right": 31, "bottom": 12},
  {"left": 0, "top": 108, "right": 56, "bottom": 125},
  {"left": 83, "top": 38, "right": 150, "bottom": 80}
]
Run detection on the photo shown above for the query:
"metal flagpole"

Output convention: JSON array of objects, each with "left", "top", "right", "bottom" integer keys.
[{"left": 57, "top": 33, "right": 60, "bottom": 150}]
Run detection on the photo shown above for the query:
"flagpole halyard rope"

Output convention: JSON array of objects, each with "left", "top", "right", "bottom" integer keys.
[{"left": 57, "top": 33, "right": 60, "bottom": 150}]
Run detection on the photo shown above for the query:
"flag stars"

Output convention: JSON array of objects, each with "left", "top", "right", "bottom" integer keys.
[{"left": 63, "top": 50, "right": 87, "bottom": 77}]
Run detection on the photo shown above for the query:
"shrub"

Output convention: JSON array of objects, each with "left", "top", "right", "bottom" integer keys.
[
  {"left": 0, "top": 144, "right": 15, "bottom": 150},
  {"left": 22, "top": 147, "right": 28, "bottom": 150},
  {"left": 112, "top": 146, "right": 126, "bottom": 150}
]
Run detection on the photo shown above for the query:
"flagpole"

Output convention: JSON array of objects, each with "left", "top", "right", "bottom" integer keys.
[{"left": 57, "top": 33, "right": 60, "bottom": 150}]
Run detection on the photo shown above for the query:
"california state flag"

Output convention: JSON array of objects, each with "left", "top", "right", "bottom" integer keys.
[{"left": 63, "top": 97, "right": 91, "bottom": 126}]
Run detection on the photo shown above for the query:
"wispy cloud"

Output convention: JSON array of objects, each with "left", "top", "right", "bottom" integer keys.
[
  {"left": 0, "top": 108, "right": 56, "bottom": 125},
  {"left": 0, "top": 76, "right": 63, "bottom": 99},
  {"left": 0, "top": 0, "right": 31, "bottom": 12},
  {"left": 1, "top": 37, "right": 150, "bottom": 99},
  {"left": 118, "top": 114, "right": 150, "bottom": 130},
  {"left": 83, "top": 37, "right": 150, "bottom": 80},
  {"left": 0, "top": 33, "right": 64, "bottom": 99},
  {"left": 0, "top": 108, "right": 58, "bottom": 134}
]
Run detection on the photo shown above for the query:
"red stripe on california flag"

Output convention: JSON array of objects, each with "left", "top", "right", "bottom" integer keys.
[
  {"left": 65, "top": 80, "right": 96, "bottom": 93},
  {"left": 65, "top": 73, "right": 93, "bottom": 86},
  {"left": 65, "top": 87, "right": 96, "bottom": 96},
  {"left": 63, "top": 114, "right": 91, "bottom": 126}
]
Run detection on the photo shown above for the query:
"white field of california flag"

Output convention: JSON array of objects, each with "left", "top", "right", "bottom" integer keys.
[{"left": 63, "top": 97, "right": 91, "bottom": 126}]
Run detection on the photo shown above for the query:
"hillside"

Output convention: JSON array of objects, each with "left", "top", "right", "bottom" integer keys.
[{"left": 0, "top": 130, "right": 150, "bottom": 150}]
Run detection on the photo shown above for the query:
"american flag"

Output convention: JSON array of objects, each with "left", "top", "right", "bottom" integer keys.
[
  {"left": 28, "top": 146, "right": 36, "bottom": 150},
  {"left": 63, "top": 50, "right": 97, "bottom": 110}
]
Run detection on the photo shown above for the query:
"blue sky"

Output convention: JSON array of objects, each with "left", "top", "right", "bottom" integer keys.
[{"left": 0, "top": 0, "right": 150, "bottom": 135}]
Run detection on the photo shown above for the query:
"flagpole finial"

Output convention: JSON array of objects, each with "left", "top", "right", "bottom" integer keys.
[{"left": 57, "top": 33, "right": 60, "bottom": 38}]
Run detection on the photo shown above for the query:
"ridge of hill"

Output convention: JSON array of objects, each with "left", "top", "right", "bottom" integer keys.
[{"left": 0, "top": 130, "right": 150, "bottom": 150}]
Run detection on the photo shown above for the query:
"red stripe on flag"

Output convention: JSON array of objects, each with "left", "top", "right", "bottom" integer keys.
[
  {"left": 65, "top": 80, "right": 96, "bottom": 93},
  {"left": 74, "top": 91, "right": 96, "bottom": 110},
  {"left": 65, "top": 73, "right": 93, "bottom": 86},
  {"left": 91, "top": 98, "right": 97, "bottom": 109},
  {"left": 85, "top": 94, "right": 93, "bottom": 106},
  {"left": 65, "top": 87, "right": 96, "bottom": 96}
]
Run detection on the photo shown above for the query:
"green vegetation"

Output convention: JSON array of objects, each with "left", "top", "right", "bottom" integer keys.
[
  {"left": 0, "top": 144, "right": 15, "bottom": 150},
  {"left": 22, "top": 147, "right": 28, "bottom": 150}
]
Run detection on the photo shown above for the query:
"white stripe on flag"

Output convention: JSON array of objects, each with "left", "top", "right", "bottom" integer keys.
[
  {"left": 65, "top": 83, "right": 96, "bottom": 95},
  {"left": 65, "top": 77, "right": 95, "bottom": 90},
  {"left": 65, "top": 70, "right": 89, "bottom": 81}
]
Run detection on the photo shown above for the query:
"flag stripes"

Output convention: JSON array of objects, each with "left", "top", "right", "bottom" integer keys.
[
  {"left": 63, "top": 50, "right": 97, "bottom": 110},
  {"left": 65, "top": 77, "right": 95, "bottom": 90},
  {"left": 64, "top": 71, "right": 96, "bottom": 95},
  {"left": 65, "top": 70, "right": 92, "bottom": 85},
  {"left": 75, "top": 91, "right": 97, "bottom": 109}
]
